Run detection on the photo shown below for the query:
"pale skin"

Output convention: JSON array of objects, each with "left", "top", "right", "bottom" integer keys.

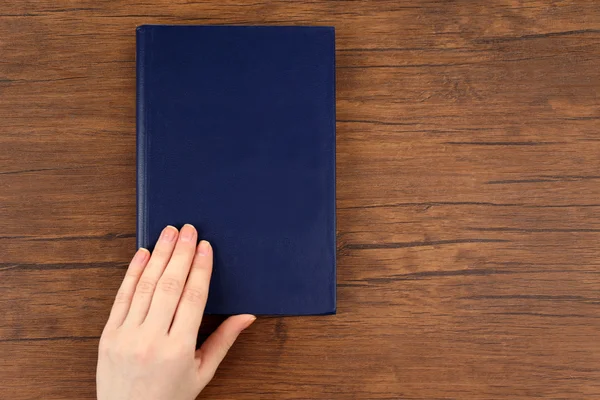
[{"left": 97, "top": 224, "right": 255, "bottom": 400}]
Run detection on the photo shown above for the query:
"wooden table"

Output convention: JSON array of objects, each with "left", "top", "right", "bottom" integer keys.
[{"left": 1, "top": 1, "right": 599, "bottom": 399}]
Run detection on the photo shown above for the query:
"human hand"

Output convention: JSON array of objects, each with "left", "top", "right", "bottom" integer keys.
[{"left": 97, "top": 224, "right": 255, "bottom": 400}]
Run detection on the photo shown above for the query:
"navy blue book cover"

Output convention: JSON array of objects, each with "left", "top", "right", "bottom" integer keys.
[{"left": 136, "top": 25, "right": 336, "bottom": 315}]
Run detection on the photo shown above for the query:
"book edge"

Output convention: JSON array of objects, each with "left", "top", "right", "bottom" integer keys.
[{"left": 136, "top": 26, "right": 149, "bottom": 250}]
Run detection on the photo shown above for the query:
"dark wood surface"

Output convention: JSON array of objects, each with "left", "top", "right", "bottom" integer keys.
[{"left": 1, "top": 1, "right": 600, "bottom": 399}]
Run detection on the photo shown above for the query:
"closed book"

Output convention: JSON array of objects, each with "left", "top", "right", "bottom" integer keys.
[{"left": 136, "top": 25, "right": 336, "bottom": 315}]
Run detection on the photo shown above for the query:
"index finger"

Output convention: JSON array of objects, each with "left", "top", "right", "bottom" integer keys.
[{"left": 169, "top": 240, "right": 213, "bottom": 340}]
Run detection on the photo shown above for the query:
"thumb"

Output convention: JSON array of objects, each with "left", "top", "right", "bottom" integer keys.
[{"left": 196, "top": 314, "right": 256, "bottom": 382}]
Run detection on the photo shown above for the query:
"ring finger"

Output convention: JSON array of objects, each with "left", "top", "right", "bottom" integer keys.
[{"left": 123, "top": 225, "right": 178, "bottom": 326}]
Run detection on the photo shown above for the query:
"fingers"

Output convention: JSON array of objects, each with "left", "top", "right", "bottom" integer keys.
[
  {"left": 196, "top": 315, "right": 256, "bottom": 382},
  {"left": 124, "top": 226, "right": 179, "bottom": 326},
  {"left": 104, "top": 248, "right": 150, "bottom": 330},
  {"left": 169, "top": 240, "right": 213, "bottom": 340},
  {"left": 145, "top": 224, "right": 198, "bottom": 332}
]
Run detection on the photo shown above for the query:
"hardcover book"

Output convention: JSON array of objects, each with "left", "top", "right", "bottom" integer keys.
[{"left": 136, "top": 25, "right": 336, "bottom": 315}]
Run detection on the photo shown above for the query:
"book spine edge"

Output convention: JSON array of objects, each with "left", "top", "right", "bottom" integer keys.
[{"left": 136, "top": 26, "right": 148, "bottom": 250}]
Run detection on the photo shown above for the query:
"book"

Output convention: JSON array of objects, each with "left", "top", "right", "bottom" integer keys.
[{"left": 136, "top": 25, "right": 336, "bottom": 315}]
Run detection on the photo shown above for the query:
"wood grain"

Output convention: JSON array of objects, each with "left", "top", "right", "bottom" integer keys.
[{"left": 1, "top": 1, "right": 600, "bottom": 399}]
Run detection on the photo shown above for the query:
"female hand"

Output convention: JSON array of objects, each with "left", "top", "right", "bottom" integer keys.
[{"left": 97, "top": 224, "right": 255, "bottom": 400}]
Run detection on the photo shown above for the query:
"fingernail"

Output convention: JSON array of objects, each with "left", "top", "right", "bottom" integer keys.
[
  {"left": 134, "top": 248, "right": 150, "bottom": 263},
  {"left": 161, "top": 226, "right": 177, "bottom": 242},
  {"left": 243, "top": 315, "right": 257, "bottom": 330},
  {"left": 197, "top": 240, "right": 211, "bottom": 256},
  {"left": 180, "top": 224, "right": 196, "bottom": 242}
]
